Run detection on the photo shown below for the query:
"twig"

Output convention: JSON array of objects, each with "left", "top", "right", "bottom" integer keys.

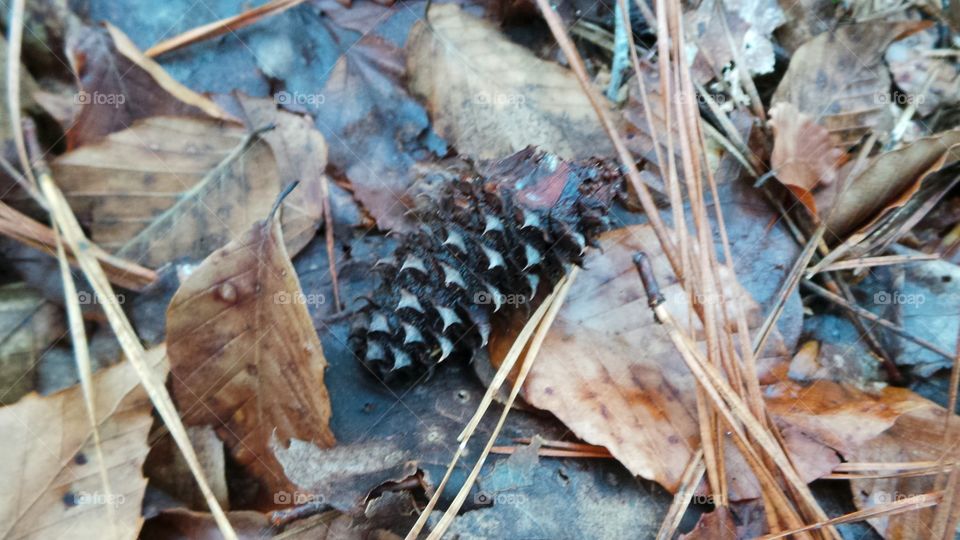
[{"left": 656, "top": 450, "right": 705, "bottom": 540}]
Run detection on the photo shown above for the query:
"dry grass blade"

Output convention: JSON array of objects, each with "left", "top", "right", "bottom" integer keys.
[
  {"left": 52, "top": 226, "right": 117, "bottom": 537},
  {"left": 426, "top": 268, "right": 579, "bottom": 539},
  {"left": 405, "top": 277, "right": 567, "bottom": 540},
  {"left": 23, "top": 121, "right": 238, "bottom": 540},
  {"left": 813, "top": 253, "right": 940, "bottom": 273},
  {"left": 656, "top": 449, "right": 706, "bottom": 540},
  {"left": 759, "top": 492, "right": 942, "bottom": 539},
  {"left": 4, "top": 0, "right": 41, "bottom": 202},
  {"left": 0, "top": 200, "right": 157, "bottom": 290},
  {"left": 145, "top": 0, "right": 306, "bottom": 57}
]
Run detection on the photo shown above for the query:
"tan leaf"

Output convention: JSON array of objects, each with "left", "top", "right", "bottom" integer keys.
[
  {"left": 406, "top": 4, "right": 614, "bottom": 161},
  {"left": 772, "top": 21, "right": 931, "bottom": 148},
  {"left": 489, "top": 225, "right": 795, "bottom": 494},
  {"left": 817, "top": 129, "right": 960, "bottom": 236},
  {"left": 51, "top": 115, "right": 324, "bottom": 265},
  {"left": 166, "top": 209, "right": 335, "bottom": 495},
  {"left": 769, "top": 102, "right": 844, "bottom": 215},
  {"left": 845, "top": 401, "right": 960, "bottom": 539},
  {"left": 0, "top": 347, "right": 167, "bottom": 540}
]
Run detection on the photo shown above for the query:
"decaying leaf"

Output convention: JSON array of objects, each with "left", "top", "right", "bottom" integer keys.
[
  {"left": 0, "top": 282, "right": 65, "bottom": 405},
  {"left": 845, "top": 401, "right": 960, "bottom": 539},
  {"left": 311, "top": 32, "right": 438, "bottom": 232},
  {"left": 166, "top": 207, "right": 335, "bottom": 495},
  {"left": 769, "top": 102, "right": 844, "bottom": 214},
  {"left": 50, "top": 115, "right": 325, "bottom": 266},
  {"left": 685, "top": 0, "right": 786, "bottom": 76},
  {"left": 64, "top": 22, "right": 235, "bottom": 148},
  {"left": 490, "top": 224, "right": 798, "bottom": 495},
  {"left": 406, "top": 4, "right": 613, "bottom": 161},
  {"left": 0, "top": 347, "right": 167, "bottom": 540},
  {"left": 817, "top": 129, "right": 960, "bottom": 236},
  {"left": 772, "top": 21, "right": 931, "bottom": 148},
  {"left": 886, "top": 26, "right": 960, "bottom": 117}
]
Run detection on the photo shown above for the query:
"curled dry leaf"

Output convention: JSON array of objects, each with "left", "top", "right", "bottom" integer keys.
[
  {"left": 769, "top": 102, "right": 844, "bottom": 215},
  {"left": 166, "top": 211, "right": 335, "bottom": 496},
  {"left": 489, "top": 224, "right": 798, "bottom": 495},
  {"left": 817, "top": 129, "right": 960, "bottom": 236},
  {"left": 771, "top": 21, "right": 931, "bottom": 148},
  {"left": 64, "top": 22, "right": 235, "bottom": 148},
  {"left": 406, "top": 4, "right": 614, "bottom": 161},
  {"left": 51, "top": 114, "right": 326, "bottom": 266},
  {"left": 0, "top": 346, "right": 167, "bottom": 540}
]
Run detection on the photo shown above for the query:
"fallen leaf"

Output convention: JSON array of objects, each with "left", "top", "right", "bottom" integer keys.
[
  {"left": 769, "top": 102, "right": 845, "bottom": 214},
  {"left": 0, "top": 346, "right": 167, "bottom": 540},
  {"left": 775, "top": 0, "right": 840, "bottom": 52},
  {"left": 49, "top": 115, "right": 325, "bottom": 265},
  {"left": 886, "top": 26, "right": 960, "bottom": 117},
  {"left": 685, "top": 0, "right": 786, "bottom": 76},
  {"left": 166, "top": 207, "right": 335, "bottom": 497},
  {"left": 311, "top": 32, "right": 440, "bottom": 232},
  {"left": 406, "top": 4, "right": 613, "bottom": 161},
  {"left": 845, "top": 401, "right": 960, "bottom": 539},
  {"left": 772, "top": 21, "right": 931, "bottom": 148},
  {"left": 0, "top": 282, "right": 65, "bottom": 405},
  {"left": 140, "top": 508, "right": 270, "bottom": 540},
  {"left": 679, "top": 507, "right": 738, "bottom": 540},
  {"left": 64, "top": 22, "right": 235, "bottom": 148},
  {"left": 817, "top": 129, "right": 960, "bottom": 237},
  {"left": 490, "top": 223, "right": 799, "bottom": 495}
]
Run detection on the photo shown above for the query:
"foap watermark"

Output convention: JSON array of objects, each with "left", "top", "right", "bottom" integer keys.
[
  {"left": 274, "top": 490, "right": 325, "bottom": 506},
  {"left": 473, "top": 290, "right": 527, "bottom": 307},
  {"left": 77, "top": 291, "right": 125, "bottom": 305},
  {"left": 474, "top": 92, "right": 526, "bottom": 106},
  {"left": 75, "top": 90, "right": 125, "bottom": 108},
  {"left": 474, "top": 491, "right": 528, "bottom": 506},
  {"left": 69, "top": 490, "right": 127, "bottom": 509},
  {"left": 675, "top": 91, "right": 726, "bottom": 107},
  {"left": 873, "top": 290, "right": 925, "bottom": 307},
  {"left": 876, "top": 91, "right": 924, "bottom": 107},
  {"left": 275, "top": 90, "right": 326, "bottom": 106},
  {"left": 274, "top": 291, "right": 326, "bottom": 306}
]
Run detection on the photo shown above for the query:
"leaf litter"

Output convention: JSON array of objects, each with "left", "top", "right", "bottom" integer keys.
[{"left": 1, "top": 0, "right": 960, "bottom": 539}]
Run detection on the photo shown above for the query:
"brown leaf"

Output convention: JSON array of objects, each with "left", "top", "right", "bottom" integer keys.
[
  {"left": 0, "top": 347, "right": 167, "bottom": 539},
  {"left": 845, "top": 401, "right": 960, "bottom": 539},
  {"left": 143, "top": 425, "right": 229, "bottom": 512},
  {"left": 166, "top": 209, "right": 335, "bottom": 496},
  {"left": 50, "top": 115, "right": 325, "bottom": 265},
  {"left": 817, "top": 129, "right": 960, "bottom": 236},
  {"left": 679, "top": 507, "right": 738, "bottom": 540},
  {"left": 769, "top": 102, "right": 845, "bottom": 214},
  {"left": 141, "top": 508, "right": 271, "bottom": 540},
  {"left": 771, "top": 21, "right": 931, "bottom": 148},
  {"left": 64, "top": 22, "right": 235, "bottom": 148},
  {"left": 406, "top": 4, "right": 613, "bottom": 161},
  {"left": 490, "top": 225, "right": 796, "bottom": 495}
]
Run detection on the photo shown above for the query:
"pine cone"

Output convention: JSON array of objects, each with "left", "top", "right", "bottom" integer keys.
[{"left": 350, "top": 148, "right": 623, "bottom": 379}]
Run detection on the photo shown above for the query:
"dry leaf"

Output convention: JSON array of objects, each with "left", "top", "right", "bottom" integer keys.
[
  {"left": 310, "top": 33, "right": 436, "bottom": 232},
  {"left": 406, "top": 4, "right": 613, "bottom": 161},
  {"left": 64, "top": 23, "right": 235, "bottom": 148},
  {"left": 141, "top": 508, "right": 271, "bottom": 540},
  {"left": 817, "top": 129, "right": 960, "bottom": 236},
  {"left": 144, "top": 425, "right": 229, "bottom": 511},
  {"left": 845, "top": 401, "right": 960, "bottom": 539},
  {"left": 166, "top": 209, "right": 335, "bottom": 496},
  {"left": 685, "top": 0, "right": 785, "bottom": 76},
  {"left": 50, "top": 115, "right": 324, "bottom": 265},
  {"left": 0, "top": 283, "right": 65, "bottom": 405},
  {"left": 769, "top": 102, "right": 844, "bottom": 214},
  {"left": 679, "top": 507, "right": 738, "bottom": 540},
  {"left": 886, "top": 26, "right": 960, "bottom": 117},
  {"left": 490, "top": 225, "right": 796, "bottom": 494},
  {"left": 771, "top": 21, "right": 931, "bottom": 147},
  {"left": 0, "top": 347, "right": 167, "bottom": 540}
]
